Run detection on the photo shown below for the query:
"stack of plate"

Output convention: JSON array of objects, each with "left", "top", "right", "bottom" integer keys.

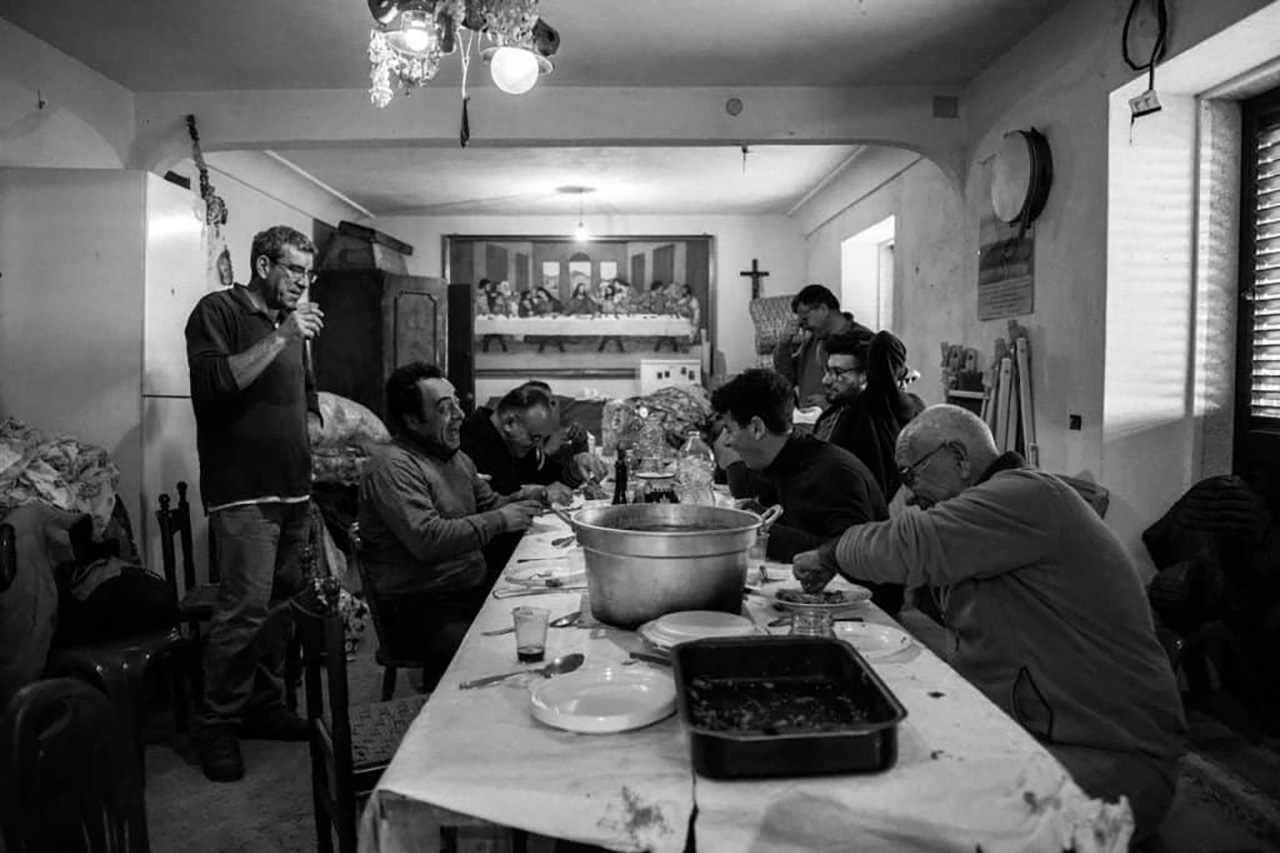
[{"left": 637, "top": 610, "right": 757, "bottom": 652}]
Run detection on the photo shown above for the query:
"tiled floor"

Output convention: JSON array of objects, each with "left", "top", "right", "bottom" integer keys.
[{"left": 144, "top": 625, "right": 1280, "bottom": 853}]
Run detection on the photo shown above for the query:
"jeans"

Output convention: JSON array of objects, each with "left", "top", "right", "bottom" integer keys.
[
  {"left": 377, "top": 589, "right": 485, "bottom": 692},
  {"left": 201, "top": 502, "right": 310, "bottom": 728}
]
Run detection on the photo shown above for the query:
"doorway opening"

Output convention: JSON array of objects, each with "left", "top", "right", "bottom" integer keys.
[{"left": 840, "top": 215, "right": 895, "bottom": 331}]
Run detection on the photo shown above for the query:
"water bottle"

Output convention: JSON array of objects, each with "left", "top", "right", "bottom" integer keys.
[{"left": 676, "top": 429, "right": 716, "bottom": 506}]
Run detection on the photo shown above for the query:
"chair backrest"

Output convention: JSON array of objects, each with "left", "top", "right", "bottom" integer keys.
[
  {"left": 347, "top": 522, "right": 401, "bottom": 659},
  {"left": 156, "top": 482, "right": 200, "bottom": 596},
  {"left": 0, "top": 677, "right": 150, "bottom": 853},
  {"left": 290, "top": 579, "right": 355, "bottom": 799}
]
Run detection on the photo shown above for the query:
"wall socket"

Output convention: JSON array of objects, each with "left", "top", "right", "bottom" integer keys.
[
  {"left": 1129, "top": 89, "right": 1162, "bottom": 120},
  {"left": 1069, "top": 414, "right": 1083, "bottom": 431}
]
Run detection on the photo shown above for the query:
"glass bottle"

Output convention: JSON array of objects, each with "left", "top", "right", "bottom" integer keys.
[
  {"left": 676, "top": 428, "right": 716, "bottom": 505},
  {"left": 611, "top": 448, "right": 629, "bottom": 505}
]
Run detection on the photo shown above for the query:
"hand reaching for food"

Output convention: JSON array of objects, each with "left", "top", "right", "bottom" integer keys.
[{"left": 792, "top": 549, "right": 837, "bottom": 594}]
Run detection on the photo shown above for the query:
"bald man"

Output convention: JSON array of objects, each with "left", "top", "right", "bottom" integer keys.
[{"left": 793, "top": 404, "right": 1185, "bottom": 842}]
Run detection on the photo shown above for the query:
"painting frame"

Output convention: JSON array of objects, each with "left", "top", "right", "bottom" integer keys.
[{"left": 443, "top": 234, "right": 716, "bottom": 388}]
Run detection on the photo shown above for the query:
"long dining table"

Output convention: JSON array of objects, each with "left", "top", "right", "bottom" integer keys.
[{"left": 358, "top": 501, "right": 1135, "bottom": 853}]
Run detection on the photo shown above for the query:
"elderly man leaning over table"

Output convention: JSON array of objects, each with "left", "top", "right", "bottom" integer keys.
[
  {"left": 357, "top": 362, "right": 544, "bottom": 691},
  {"left": 793, "top": 403, "right": 1186, "bottom": 843}
]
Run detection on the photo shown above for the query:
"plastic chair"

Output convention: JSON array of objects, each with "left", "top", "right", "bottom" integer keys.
[
  {"left": 348, "top": 522, "right": 430, "bottom": 701},
  {"left": 290, "top": 578, "right": 427, "bottom": 853},
  {"left": 0, "top": 677, "right": 150, "bottom": 853}
]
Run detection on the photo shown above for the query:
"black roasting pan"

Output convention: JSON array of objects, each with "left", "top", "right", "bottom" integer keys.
[{"left": 671, "top": 636, "right": 907, "bottom": 779}]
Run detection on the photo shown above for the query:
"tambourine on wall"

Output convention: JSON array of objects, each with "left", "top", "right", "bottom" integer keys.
[{"left": 990, "top": 128, "right": 1053, "bottom": 232}]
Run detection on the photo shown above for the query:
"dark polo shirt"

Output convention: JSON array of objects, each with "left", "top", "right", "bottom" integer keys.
[{"left": 185, "top": 285, "right": 318, "bottom": 510}]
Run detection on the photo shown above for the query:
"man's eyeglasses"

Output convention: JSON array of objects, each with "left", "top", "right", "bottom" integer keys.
[
  {"left": 272, "top": 258, "right": 318, "bottom": 284},
  {"left": 824, "top": 365, "right": 864, "bottom": 379},
  {"left": 897, "top": 443, "right": 950, "bottom": 488}
]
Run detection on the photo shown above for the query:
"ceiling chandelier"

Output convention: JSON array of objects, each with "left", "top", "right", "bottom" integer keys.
[{"left": 367, "top": 0, "right": 559, "bottom": 108}]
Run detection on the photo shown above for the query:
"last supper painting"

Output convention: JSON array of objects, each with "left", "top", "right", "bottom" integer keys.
[{"left": 447, "top": 235, "right": 712, "bottom": 388}]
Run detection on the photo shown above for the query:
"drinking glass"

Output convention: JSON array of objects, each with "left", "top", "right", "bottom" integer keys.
[{"left": 512, "top": 606, "right": 550, "bottom": 662}]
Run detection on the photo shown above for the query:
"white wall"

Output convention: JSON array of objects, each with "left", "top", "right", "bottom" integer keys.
[
  {"left": 0, "top": 19, "right": 134, "bottom": 168},
  {"left": 371, "top": 213, "right": 806, "bottom": 378},
  {"left": 0, "top": 170, "right": 146, "bottom": 527},
  {"left": 799, "top": 153, "right": 967, "bottom": 408}
]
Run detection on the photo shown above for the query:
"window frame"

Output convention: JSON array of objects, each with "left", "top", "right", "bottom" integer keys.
[{"left": 1235, "top": 85, "right": 1280, "bottom": 475}]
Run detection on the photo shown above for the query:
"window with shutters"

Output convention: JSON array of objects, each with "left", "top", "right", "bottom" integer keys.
[{"left": 1236, "top": 85, "right": 1280, "bottom": 473}]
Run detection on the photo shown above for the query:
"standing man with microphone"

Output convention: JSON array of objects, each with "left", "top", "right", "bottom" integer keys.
[{"left": 186, "top": 225, "right": 324, "bottom": 782}]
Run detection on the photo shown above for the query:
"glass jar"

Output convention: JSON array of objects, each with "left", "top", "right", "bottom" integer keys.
[{"left": 789, "top": 606, "right": 834, "bottom": 638}]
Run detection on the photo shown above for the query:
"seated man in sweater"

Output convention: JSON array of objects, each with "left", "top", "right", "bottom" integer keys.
[
  {"left": 710, "top": 368, "right": 902, "bottom": 615},
  {"left": 358, "top": 362, "right": 544, "bottom": 690},
  {"left": 793, "top": 404, "right": 1185, "bottom": 842}
]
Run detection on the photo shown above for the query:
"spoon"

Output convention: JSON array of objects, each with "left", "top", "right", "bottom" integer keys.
[
  {"left": 481, "top": 610, "right": 582, "bottom": 636},
  {"left": 458, "top": 653, "right": 586, "bottom": 689}
]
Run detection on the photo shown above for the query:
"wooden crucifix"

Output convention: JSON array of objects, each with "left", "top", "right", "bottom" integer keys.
[{"left": 740, "top": 258, "right": 770, "bottom": 300}]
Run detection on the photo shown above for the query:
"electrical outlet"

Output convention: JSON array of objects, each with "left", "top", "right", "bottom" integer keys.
[
  {"left": 1129, "top": 89, "right": 1162, "bottom": 120},
  {"left": 1069, "top": 414, "right": 1082, "bottom": 431}
]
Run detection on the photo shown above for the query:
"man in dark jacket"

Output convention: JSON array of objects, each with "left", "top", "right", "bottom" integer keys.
[
  {"left": 821, "top": 330, "right": 926, "bottom": 502},
  {"left": 711, "top": 368, "right": 902, "bottom": 615},
  {"left": 773, "top": 284, "right": 872, "bottom": 408}
]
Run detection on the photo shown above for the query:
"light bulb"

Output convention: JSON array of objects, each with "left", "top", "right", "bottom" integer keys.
[
  {"left": 574, "top": 220, "right": 590, "bottom": 242},
  {"left": 490, "top": 46, "right": 540, "bottom": 95},
  {"left": 389, "top": 10, "right": 435, "bottom": 55}
]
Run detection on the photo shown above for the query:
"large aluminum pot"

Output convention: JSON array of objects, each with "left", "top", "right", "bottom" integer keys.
[{"left": 569, "top": 503, "right": 761, "bottom": 630}]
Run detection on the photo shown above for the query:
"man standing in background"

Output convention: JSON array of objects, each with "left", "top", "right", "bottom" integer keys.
[
  {"left": 186, "top": 225, "right": 324, "bottom": 783},
  {"left": 773, "top": 284, "right": 871, "bottom": 409}
]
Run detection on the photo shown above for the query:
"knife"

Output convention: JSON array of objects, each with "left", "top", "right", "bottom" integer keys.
[{"left": 492, "top": 585, "right": 587, "bottom": 599}]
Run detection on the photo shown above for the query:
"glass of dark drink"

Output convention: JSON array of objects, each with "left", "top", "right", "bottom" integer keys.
[{"left": 512, "top": 606, "right": 550, "bottom": 662}]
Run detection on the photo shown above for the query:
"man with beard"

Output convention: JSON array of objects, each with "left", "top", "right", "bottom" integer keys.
[
  {"left": 186, "top": 225, "right": 324, "bottom": 782},
  {"left": 819, "top": 330, "right": 927, "bottom": 502},
  {"left": 358, "top": 363, "right": 544, "bottom": 690},
  {"left": 812, "top": 329, "right": 873, "bottom": 444},
  {"left": 773, "top": 284, "right": 872, "bottom": 409}
]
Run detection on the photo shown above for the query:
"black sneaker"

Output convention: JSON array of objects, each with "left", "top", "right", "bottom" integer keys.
[
  {"left": 202, "top": 727, "right": 245, "bottom": 783},
  {"left": 240, "top": 706, "right": 310, "bottom": 741}
]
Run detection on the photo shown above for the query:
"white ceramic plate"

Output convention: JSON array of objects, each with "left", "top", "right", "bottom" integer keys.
[
  {"left": 529, "top": 667, "right": 676, "bottom": 733},
  {"left": 504, "top": 560, "right": 586, "bottom": 587},
  {"left": 835, "top": 623, "right": 913, "bottom": 660},
  {"left": 638, "top": 611, "right": 756, "bottom": 650},
  {"left": 768, "top": 586, "right": 873, "bottom": 612}
]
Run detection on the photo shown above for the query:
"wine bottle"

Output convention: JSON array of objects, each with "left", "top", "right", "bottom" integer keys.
[{"left": 611, "top": 448, "right": 629, "bottom": 505}]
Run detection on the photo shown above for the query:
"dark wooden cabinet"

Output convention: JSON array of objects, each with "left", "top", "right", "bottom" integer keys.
[{"left": 310, "top": 270, "right": 448, "bottom": 418}]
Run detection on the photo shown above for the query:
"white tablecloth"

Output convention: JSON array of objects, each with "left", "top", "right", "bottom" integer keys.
[
  {"left": 475, "top": 314, "right": 695, "bottom": 338},
  {"left": 360, "top": 509, "right": 1133, "bottom": 853}
]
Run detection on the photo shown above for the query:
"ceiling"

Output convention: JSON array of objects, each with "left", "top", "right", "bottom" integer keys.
[{"left": 1, "top": 0, "right": 1072, "bottom": 216}]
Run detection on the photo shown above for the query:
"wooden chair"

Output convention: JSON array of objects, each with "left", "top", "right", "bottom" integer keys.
[
  {"left": 0, "top": 519, "right": 190, "bottom": 756},
  {"left": 0, "top": 677, "right": 150, "bottom": 853},
  {"left": 290, "top": 578, "right": 427, "bottom": 853},
  {"left": 348, "top": 522, "right": 431, "bottom": 701},
  {"left": 157, "top": 481, "right": 219, "bottom": 635}
]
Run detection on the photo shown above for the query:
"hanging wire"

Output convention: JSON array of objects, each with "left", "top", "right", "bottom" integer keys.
[{"left": 1122, "top": 0, "right": 1168, "bottom": 92}]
